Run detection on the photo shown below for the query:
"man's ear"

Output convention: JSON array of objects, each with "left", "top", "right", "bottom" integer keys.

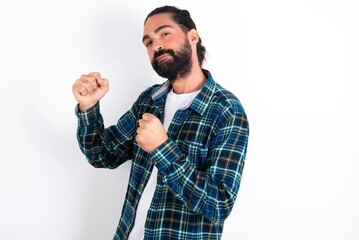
[{"left": 188, "top": 29, "right": 199, "bottom": 46}]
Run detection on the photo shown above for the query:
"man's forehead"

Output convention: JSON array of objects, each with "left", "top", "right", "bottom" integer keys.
[{"left": 143, "top": 13, "right": 177, "bottom": 34}]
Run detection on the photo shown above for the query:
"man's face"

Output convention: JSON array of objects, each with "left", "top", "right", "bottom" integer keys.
[{"left": 143, "top": 13, "right": 193, "bottom": 82}]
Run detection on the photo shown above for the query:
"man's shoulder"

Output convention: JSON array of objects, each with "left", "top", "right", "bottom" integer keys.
[
  {"left": 202, "top": 70, "right": 246, "bottom": 115},
  {"left": 211, "top": 82, "right": 246, "bottom": 115}
]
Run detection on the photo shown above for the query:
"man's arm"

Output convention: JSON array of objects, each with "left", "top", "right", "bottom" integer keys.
[
  {"left": 73, "top": 72, "right": 137, "bottom": 169},
  {"left": 76, "top": 102, "right": 138, "bottom": 169},
  {"left": 148, "top": 109, "right": 249, "bottom": 224}
]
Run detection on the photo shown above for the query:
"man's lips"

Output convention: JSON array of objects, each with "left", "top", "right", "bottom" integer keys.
[{"left": 156, "top": 53, "right": 171, "bottom": 63}]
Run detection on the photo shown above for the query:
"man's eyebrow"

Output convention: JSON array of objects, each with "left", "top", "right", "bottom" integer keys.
[{"left": 142, "top": 25, "right": 173, "bottom": 43}]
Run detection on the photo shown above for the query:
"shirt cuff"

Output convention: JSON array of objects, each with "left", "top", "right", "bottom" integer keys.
[
  {"left": 75, "top": 102, "right": 101, "bottom": 127},
  {"left": 150, "top": 139, "right": 184, "bottom": 172}
]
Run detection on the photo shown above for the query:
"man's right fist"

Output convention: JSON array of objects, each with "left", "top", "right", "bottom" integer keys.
[{"left": 72, "top": 72, "right": 109, "bottom": 112}]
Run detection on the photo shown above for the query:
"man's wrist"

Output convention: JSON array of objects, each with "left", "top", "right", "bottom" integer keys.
[
  {"left": 150, "top": 139, "right": 183, "bottom": 172},
  {"left": 75, "top": 102, "right": 101, "bottom": 127},
  {"left": 79, "top": 102, "right": 97, "bottom": 112}
]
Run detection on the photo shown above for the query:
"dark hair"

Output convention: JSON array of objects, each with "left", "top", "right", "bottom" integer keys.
[{"left": 145, "top": 6, "right": 206, "bottom": 67}]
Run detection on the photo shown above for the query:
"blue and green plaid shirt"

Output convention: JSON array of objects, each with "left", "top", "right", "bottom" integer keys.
[{"left": 76, "top": 70, "right": 249, "bottom": 239}]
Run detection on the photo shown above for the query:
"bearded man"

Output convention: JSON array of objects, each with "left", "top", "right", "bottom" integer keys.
[{"left": 72, "top": 5, "right": 249, "bottom": 240}]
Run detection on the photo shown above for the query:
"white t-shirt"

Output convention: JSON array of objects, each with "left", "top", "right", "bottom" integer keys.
[{"left": 128, "top": 88, "right": 201, "bottom": 240}]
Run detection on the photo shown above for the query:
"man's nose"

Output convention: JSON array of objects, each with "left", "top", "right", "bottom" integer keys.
[{"left": 152, "top": 40, "right": 164, "bottom": 52}]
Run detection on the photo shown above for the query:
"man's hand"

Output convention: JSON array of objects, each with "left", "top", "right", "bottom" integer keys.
[
  {"left": 136, "top": 113, "right": 168, "bottom": 153},
  {"left": 72, "top": 72, "right": 109, "bottom": 112}
]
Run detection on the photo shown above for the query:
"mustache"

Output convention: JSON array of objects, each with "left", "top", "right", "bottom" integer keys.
[{"left": 153, "top": 49, "right": 175, "bottom": 60}]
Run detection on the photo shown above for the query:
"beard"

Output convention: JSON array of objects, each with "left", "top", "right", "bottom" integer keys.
[{"left": 151, "top": 38, "right": 192, "bottom": 83}]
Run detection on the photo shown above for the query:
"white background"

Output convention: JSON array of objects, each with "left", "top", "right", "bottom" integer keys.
[{"left": 1, "top": 0, "right": 358, "bottom": 239}]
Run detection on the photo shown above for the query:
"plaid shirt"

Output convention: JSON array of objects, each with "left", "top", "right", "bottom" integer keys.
[{"left": 76, "top": 70, "right": 249, "bottom": 239}]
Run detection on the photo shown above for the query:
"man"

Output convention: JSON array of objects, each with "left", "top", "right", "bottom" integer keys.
[{"left": 72, "top": 6, "right": 249, "bottom": 240}]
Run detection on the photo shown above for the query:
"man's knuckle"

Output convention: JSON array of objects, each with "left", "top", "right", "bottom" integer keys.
[{"left": 90, "top": 72, "right": 100, "bottom": 76}]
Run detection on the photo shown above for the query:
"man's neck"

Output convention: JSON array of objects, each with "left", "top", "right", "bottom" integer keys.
[{"left": 171, "top": 65, "right": 206, "bottom": 94}]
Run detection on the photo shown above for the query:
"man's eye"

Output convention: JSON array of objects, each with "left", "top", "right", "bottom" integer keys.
[
  {"left": 162, "top": 33, "right": 169, "bottom": 37},
  {"left": 146, "top": 41, "right": 153, "bottom": 47}
]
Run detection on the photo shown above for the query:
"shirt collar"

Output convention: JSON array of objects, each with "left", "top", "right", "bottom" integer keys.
[{"left": 152, "top": 69, "right": 216, "bottom": 116}]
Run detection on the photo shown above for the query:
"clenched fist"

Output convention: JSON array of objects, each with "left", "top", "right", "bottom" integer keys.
[
  {"left": 136, "top": 113, "right": 168, "bottom": 153},
  {"left": 72, "top": 72, "right": 109, "bottom": 112}
]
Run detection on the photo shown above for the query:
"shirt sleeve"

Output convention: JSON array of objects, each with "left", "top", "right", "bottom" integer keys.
[
  {"left": 76, "top": 101, "right": 138, "bottom": 169},
  {"left": 149, "top": 108, "right": 249, "bottom": 224}
]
